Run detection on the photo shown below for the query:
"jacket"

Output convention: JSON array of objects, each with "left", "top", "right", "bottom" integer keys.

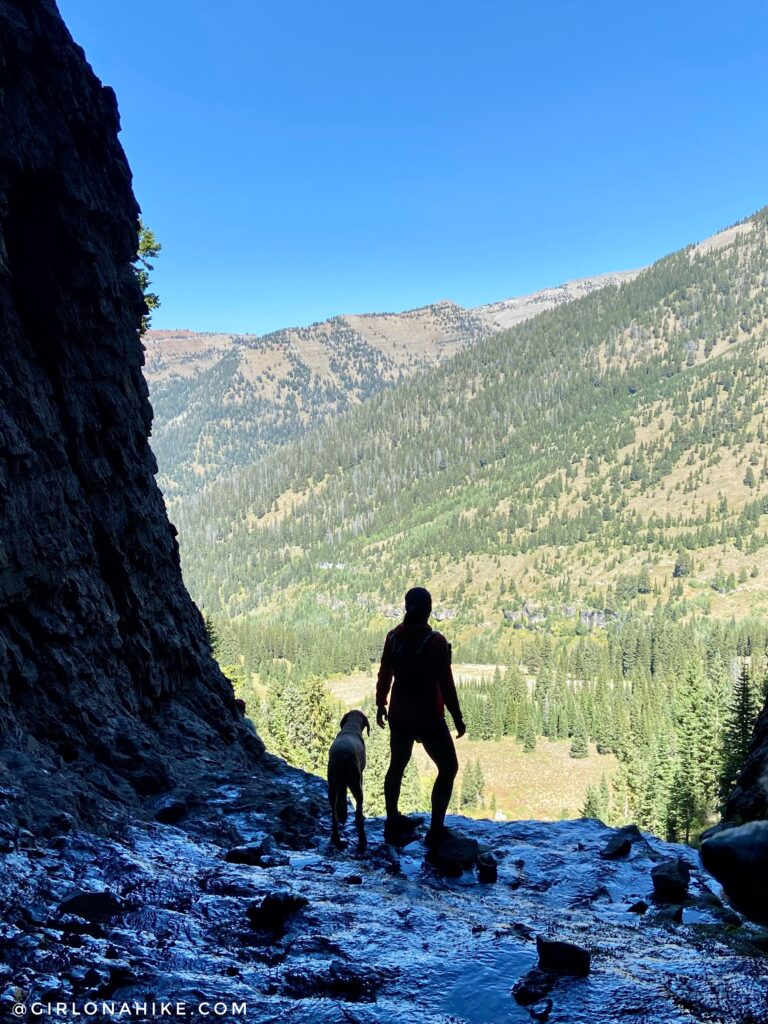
[{"left": 375, "top": 621, "right": 462, "bottom": 726}]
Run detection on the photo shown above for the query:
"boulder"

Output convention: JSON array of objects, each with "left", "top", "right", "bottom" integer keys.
[
  {"left": 600, "top": 823, "right": 646, "bottom": 859},
  {"left": 700, "top": 820, "right": 768, "bottom": 924},
  {"left": 536, "top": 936, "right": 591, "bottom": 976},
  {"left": 651, "top": 857, "right": 690, "bottom": 903}
]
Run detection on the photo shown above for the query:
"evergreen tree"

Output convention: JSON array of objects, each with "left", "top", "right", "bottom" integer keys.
[{"left": 720, "top": 662, "right": 760, "bottom": 799}]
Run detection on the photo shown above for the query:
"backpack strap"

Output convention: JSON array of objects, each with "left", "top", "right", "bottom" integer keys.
[{"left": 390, "top": 628, "right": 438, "bottom": 666}]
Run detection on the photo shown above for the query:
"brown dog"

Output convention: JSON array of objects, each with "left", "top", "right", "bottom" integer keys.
[{"left": 327, "top": 709, "right": 370, "bottom": 846}]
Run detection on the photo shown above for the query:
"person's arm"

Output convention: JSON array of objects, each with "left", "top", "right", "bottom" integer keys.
[
  {"left": 436, "top": 636, "right": 466, "bottom": 737},
  {"left": 376, "top": 631, "right": 394, "bottom": 727}
]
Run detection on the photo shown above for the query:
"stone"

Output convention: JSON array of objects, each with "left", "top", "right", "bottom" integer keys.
[
  {"left": 700, "top": 820, "right": 768, "bottom": 924},
  {"left": 426, "top": 834, "right": 479, "bottom": 877},
  {"left": 225, "top": 843, "right": 289, "bottom": 868},
  {"left": 281, "top": 961, "right": 388, "bottom": 1002},
  {"left": 651, "top": 857, "right": 690, "bottom": 903},
  {"left": 529, "top": 998, "right": 553, "bottom": 1022},
  {"left": 600, "top": 824, "right": 646, "bottom": 859},
  {"left": 654, "top": 905, "right": 683, "bottom": 925},
  {"left": 536, "top": 936, "right": 591, "bottom": 976},
  {"left": 477, "top": 851, "right": 498, "bottom": 882},
  {"left": 246, "top": 892, "right": 308, "bottom": 933},
  {"left": 0, "top": 0, "right": 263, "bottom": 834},
  {"left": 628, "top": 900, "right": 648, "bottom": 914},
  {"left": 58, "top": 890, "right": 126, "bottom": 921},
  {"left": 511, "top": 968, "right": 555, "bottom": 1006}
]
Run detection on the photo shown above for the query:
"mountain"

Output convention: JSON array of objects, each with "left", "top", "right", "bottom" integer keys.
[
  {"left": 166, "top": 209, "right": 768, "bottom": 842},
  {"left": 172, "top": 211, "right": 768, "bottom": 626},
  {"left": 4, "top": 6, "right": 768, "bottom": 1022},
  {"left": 144, "top": 271, "right": 637, "bottom": 494}
]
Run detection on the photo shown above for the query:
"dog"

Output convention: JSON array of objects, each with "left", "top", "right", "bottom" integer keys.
[{"left": 327, "top": 709, "right": 370, "bottom": 846}]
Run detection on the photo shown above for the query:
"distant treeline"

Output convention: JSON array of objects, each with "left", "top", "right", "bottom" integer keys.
[{"left": 210, "top": 608, "right": 766, "bottom": 844}]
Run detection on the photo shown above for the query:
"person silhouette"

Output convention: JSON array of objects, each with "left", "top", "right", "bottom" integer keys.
[{"left": 376, "top": 586, "right": 466, "bottom": 846}]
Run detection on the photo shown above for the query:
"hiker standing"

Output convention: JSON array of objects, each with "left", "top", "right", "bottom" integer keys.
[{"left": 376, "top": 587, "right": 466, "bottom": 845}]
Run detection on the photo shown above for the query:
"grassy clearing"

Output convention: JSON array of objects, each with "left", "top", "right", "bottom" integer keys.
[{"left": 414, "top": 735, "right": 617, "bottom": 822}]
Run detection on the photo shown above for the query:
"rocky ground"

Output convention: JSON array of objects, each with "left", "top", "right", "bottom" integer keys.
[{"left": 1, "top": 758, "right": 766, "bottom": 1024}]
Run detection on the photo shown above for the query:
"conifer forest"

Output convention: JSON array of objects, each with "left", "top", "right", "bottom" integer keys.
[{"left": 154, "top": 210, "right": 768, "bottom": 844}]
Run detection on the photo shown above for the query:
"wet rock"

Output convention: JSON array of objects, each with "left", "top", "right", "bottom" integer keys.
[
  {"left": 529, "top": 998, "right": 553, "bottom": 1022},
  {"left": 246, "top": 891, "right": 308, "bottom": 933},
  {"left": 512, "top": 968, "right": 556, "bottom": 1006},
  {"left": 599, "top": 823, "right": 642, "bottom": 859},
  {"left": 153, "top": 791, "right": 197, "bottom": 824},
  {"left": 58, "top": 890, "right": 126, "bottom": 921},
  {"left": 628, "top": 900, "right": 649, "bottom": 914},
  {"left": 654, "top": 905, "right": 684, "bottom": 925},
  {"left": 536, "top": 936, "right": 591, "bottom": 976},
  {"left": 700, "top": 820, "right": 768, "bottom": 924},
  {"left": 345, "top": 874, "right": 363, "bottom": 885},
  {"left": 426, "top": 834, "right": 479, "bottom": 876},
  {"left": 282, "top": 960, "right": 389, "bottom": 1002},
  {"left": 651, "top": 857, "right": 690, "bottom": 903},
  {"left": 225, "top": 839, "right": 289, "bottom": 868},
  {"left": 477, "top": 851, "right": 498, "bottom": 882}
]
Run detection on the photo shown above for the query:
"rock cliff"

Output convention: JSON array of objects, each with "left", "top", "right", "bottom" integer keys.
[
  {"left": 727, "top": 705, "right": 768, "bottom": 823},
  {"left": 0, "top": 0, "right": 261, "bottom": 833}
]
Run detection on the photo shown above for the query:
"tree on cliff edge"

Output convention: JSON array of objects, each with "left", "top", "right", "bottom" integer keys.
[{"left": 135, "top": 219, "right": 161, "bottom": 334}]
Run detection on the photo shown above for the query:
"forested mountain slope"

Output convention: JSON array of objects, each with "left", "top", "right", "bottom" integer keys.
[
  {"left": 144, "top": 271, "right": 636, "bottom": 494},
  {"left": 173, "top": 211, "right": 768, "bottom": 627}
]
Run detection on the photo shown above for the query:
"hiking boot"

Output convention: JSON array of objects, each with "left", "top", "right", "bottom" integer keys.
[
  {"left": 384, "top": 814, "right": 420, "bottom": 845},
  {"left": 424, "top": 824, "right": 454, "bottom": 849}
]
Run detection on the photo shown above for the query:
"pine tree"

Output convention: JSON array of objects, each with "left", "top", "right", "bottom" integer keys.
[
  {"left": 569, "top": 709, "right": 589, "bottom": 759},
  {"left": 720, "top": 662, "right": 760, "bottom": 799}
]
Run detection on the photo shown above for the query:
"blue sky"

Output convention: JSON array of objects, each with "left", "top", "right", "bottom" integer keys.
[{"left": 59, "top": 1, "right": 767, "bottom": 334}]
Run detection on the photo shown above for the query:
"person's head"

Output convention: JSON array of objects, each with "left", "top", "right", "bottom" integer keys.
[
  {"left": 403, "top": 586, "right": 432, "bottom": 625},
  {"left": 235, "top": 698, "right": 247, "bottom": 715}
]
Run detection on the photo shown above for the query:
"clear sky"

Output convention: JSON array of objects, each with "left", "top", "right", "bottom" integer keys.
[{"left": 58, "top": 0, "right": 767, "bottom": 335}]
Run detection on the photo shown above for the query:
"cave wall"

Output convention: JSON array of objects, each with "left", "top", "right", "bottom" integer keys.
[
  {"left": 0, "top": 0, "right": 261, "bottom": 832},
  {"left": 727, "top": 706, "right": 768, "bottom": 823}
]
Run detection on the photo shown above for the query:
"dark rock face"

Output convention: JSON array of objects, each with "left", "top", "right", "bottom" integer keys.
[
  {"left": 0, "top": 0, "right": 261, "bottom": 832},
  {"left": 700, "top": 821, "right": 768, "bottom": 924},
  {"left": 727, "top": 704, "right": 768, "bottom": 822}
]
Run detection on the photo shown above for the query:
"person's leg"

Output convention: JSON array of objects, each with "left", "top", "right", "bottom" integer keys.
[
  {"left": 384, "top": 724, "right": 415, "bottom": 821},
  {"left": 420, "top": 719, "right": 459, "bottom": 833}
]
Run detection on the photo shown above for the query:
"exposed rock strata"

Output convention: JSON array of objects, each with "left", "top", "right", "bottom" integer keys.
[{"left": 0, "top": 0, "right": 261, "bottom": 832}]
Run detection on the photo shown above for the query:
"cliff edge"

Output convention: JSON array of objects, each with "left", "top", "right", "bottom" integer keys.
[{"left": 0, "top": 0, "right": 261, "bottom": 833}]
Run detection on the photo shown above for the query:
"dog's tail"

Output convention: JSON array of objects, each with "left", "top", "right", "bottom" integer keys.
[{"left": 335, "top": 785, "right": 348, "bottom": 824}]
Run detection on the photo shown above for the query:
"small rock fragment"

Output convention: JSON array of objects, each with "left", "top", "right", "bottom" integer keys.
[
  {"left": 246, "top": 891, "right": 308, "bottom": 933},
  {"left": 628, "top": 900, "right": 648, "bottom": 914},
  {"left": 477, "top": 852, "right": 498, "bottom": 883},
  {"left": 654, "top": 905, "right": 683, "bottom": 925},
  {"left": 529, "top": 997, "right": 553, "bottom": 1022}
]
